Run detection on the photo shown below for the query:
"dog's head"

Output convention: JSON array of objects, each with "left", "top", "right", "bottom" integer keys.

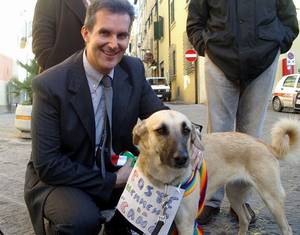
[{"left": 133, "top": 110, "right": 201, "bottom": 173}]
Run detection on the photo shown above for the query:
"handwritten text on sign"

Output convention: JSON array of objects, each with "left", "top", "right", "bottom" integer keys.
[{"left": 117, "top": 164, "right": 184, "bottom": 235}]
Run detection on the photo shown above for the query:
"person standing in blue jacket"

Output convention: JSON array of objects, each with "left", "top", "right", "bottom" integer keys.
[{"left": 187, "top": 0, "right": 299, "bottom": 225}]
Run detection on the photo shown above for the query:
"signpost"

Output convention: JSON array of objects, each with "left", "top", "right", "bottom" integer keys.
[{"left": 185, "top": 49, "right": 198, "bottom": 62}]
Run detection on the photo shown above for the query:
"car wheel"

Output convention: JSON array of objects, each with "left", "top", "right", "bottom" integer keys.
[{"left": 272, "top": 97, "right": 283, "bottom": 112}]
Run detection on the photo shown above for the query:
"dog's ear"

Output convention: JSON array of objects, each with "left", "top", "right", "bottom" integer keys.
[
  {"left": 133, "top": 120, "right": 148, "bottom": 145},
  {"left": 192, "top": 122, "right": 203, "bottom": 134},
  {"left": 191, "top": 124, "right": 204, "bottom": 151}
]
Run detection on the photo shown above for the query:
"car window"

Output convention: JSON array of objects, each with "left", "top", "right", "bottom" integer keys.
[
  {"left": 152, "top": 79, "right": 160, "bottom": 85},
  {"left": 283, "top": 76, "right": 297, "bottom": 88},
  {"left": 157, "top": 79, "right": 167, "bottom": 85},
  {"left": 147, "top": 79, "right": 154, "bottom": 85},
  {"left": 147, "top": 78, "right": 168, "bottom": 86}
]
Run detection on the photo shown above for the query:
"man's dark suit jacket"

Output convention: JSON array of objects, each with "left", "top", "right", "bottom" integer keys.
[
  {"left": 24, "top": 50, "right": 167, "bottom": 235},
  {"left": 32, "top": 0, "right": 86, "bottom": 71}
]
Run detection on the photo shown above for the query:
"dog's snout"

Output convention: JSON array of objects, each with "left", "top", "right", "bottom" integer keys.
[
  {"left": 174, "top": 156, "right": 188, "bottom": 167},
  {"left": 174, "top": 150, "right": 189, "bottom": 167}
]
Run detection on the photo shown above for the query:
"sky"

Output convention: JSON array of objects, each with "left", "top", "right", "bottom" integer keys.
[{"left": 0, "top": 0, "right": 36, "bottom": 59}]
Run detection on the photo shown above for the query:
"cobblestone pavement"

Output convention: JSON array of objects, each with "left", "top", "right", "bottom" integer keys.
[{"left": 0, "top": 103, "right": 299, "bottom": 235}]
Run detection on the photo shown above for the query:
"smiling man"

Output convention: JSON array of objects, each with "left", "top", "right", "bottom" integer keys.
[
  {"left": 81, "top": 6, "right": 131, "bottom": 74},
  {"left": 24, "top": 1, "right": 167, "bottom": 235}
]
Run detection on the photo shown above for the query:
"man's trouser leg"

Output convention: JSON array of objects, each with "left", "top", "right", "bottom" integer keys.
[
  {"left": 204, "top": 52, "right": 279, "bottom": 208},
  {"left": 44, "top": 186, "right": 143, "bottom": 235},
  {"left": 44, "top": 187, "right": 105, "bottom": 235},
  {"left": 204, "top": 56, "right": 239, "bottom": 207},
  {"left": 236, "top": 52, "right": 279, "bottom": 137}
]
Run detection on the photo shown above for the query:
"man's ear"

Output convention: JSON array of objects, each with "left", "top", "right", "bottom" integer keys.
[
  {"left": 81, "top": 26, "right": 89, "bottom": 43},
  {"left": 132, "top": 120, "right": 147, "bottom": 145}
]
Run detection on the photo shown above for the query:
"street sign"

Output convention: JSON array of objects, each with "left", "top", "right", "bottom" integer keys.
[
  {"left": 185, "top": 49, "right": 198, "bottom": 62},
  {"left": 287, "top": 51, "right": 296, "bottom": 66}
]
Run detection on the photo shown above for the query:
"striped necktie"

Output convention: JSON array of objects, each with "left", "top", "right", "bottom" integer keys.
[{"left": 96, "top": 75, "right": 113, "bottom": 178}]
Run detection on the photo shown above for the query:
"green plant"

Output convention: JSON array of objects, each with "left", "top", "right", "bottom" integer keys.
[{"left": 9, "top": 59, "right": 38, "bottom": 105}]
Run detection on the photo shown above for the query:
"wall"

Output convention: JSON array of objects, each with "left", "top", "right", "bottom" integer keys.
[
  {"left": 274, "top": 4, "right": 300, "bottom": 87},
  {"left": 169, "top": 0, "right": 196, "bottom": 103},
  {"left": 0, "top": 54, "right": 14, "bottom": 112}
]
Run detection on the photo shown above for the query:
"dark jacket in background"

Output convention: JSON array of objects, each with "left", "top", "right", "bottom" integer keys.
[
  {"left": 24, "top": 51, "right": 167, "bottom": 235},
  {"left": 32, "top": 0, "right": 86, "bottom": 71},
  {"left": 187, "top": 0, "right": 299, "bottom": 87}
]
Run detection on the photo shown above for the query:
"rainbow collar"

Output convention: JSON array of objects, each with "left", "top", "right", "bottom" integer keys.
[{"left": 172, "top": 159, "right": 208, "bottom": 235}]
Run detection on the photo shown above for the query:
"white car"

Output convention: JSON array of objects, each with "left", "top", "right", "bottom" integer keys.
[
  {"left": 146, "top": 77, "right": 171, "bottom": 101},
  {"left": 272, "top": 74, "right": 300, "bottom": 112}
]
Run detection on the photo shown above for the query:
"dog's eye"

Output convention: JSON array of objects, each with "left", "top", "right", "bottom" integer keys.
[
  {"left": 182, "top": 127, "right": 191, "bottom": 135},
  {"left": 155, "top": 124, "right": 169, "bottom": 136},
  {"left": 182, "top": 122, "right": 191, "bottom": 136}
]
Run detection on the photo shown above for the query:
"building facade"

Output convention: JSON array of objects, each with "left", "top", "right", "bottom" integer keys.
[
  {"left": 132, "top": 0, "right": 300, "bottom": 104},
  {"left": 132, "top": 0, "right": 197, "bottom": 103}
]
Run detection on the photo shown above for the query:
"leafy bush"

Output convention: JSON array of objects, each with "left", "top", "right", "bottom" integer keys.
[{"left": 9, "top": 59, "right": 38, "bottom": 105}]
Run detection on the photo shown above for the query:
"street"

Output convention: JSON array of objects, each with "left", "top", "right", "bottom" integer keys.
[{"left": 0, "top": 103, "right": 299, "bottom": 235}]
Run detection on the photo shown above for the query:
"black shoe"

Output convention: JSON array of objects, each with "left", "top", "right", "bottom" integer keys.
[
  {"left": 103, "top": 225, "right": 132, "bottom": 235},
  {"left": 103, "top": 214, "right": 132, "bottom": 235},
  {"left": 197, "top": 206, "right": 220, "bottom": 225},
  {"left": 229, "top": 203, "right": 257, "bottom": 224}
]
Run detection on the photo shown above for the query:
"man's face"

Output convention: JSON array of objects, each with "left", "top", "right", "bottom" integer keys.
[{"left": 81, "top": 9, "right": 131, "bottom": 74}]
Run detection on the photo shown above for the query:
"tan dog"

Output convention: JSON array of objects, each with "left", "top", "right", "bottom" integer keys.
[{"left": 132, "top": 110, "right": 300, "bottom": 235}]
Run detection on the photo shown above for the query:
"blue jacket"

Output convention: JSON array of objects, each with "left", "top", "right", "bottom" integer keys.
[{"left": 187, "top": 0, "right": 299, "bottom": 87}]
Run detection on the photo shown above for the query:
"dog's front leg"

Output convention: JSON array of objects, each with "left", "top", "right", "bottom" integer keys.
[
  {"left": 174, "top": 199, "right": 195, "bottom": 235},
  {"left": 174, "top": 180, "right": 200, "bottom": 235}
]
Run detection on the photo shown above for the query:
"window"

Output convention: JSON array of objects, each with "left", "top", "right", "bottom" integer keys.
[
  {"left": 169, "top": 45, "right": 176, "bottom": 79},
  {"left": 160, "top": 61, "right": 164, "bottom": 77},
  {"left": 297, "top": 78, "right": 300, "bottom": 89},
  {"left": 172, "top": 50, "right": 176, "bottom": 75},
  {"left": 170, "top": 0, "right": 175, "bottom": 24},
  {"left": 283, "top": 76, "right": 297, "bottom": 88},
  {"left": 154, "top": 16, "right": 164, "bottom": 40}
]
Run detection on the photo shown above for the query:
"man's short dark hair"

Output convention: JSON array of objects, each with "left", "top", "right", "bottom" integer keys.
[{"left": 84, "top": 0, "right": 135, "bottom": 31}]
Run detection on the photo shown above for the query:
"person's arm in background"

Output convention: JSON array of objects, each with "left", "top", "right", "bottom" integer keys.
[
  {"left": 186, "top": 0, "right": 208, "bottom": 56},
  {"left": 32, "top": 0, "right": 57, "bottom": 70},
  {"left": 277, "top": 0, "right": 299, "bottom": 53}
]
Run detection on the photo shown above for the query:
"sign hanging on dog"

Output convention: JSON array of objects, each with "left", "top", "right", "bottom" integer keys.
[{"left": 117, "top": 164, "right": 184, "bottom": 235}]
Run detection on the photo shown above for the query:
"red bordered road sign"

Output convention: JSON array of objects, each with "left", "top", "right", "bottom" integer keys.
[{"left": 185, "top": 49, "right": 198, "bottom": 62}]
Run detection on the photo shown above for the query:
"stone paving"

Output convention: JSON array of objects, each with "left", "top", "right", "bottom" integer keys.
[
  {"left": 0, "top": 112, "right": 33, "bottom": 235},
  {"left": 0, "top": 103, "right": 299, "bottom": 235}
]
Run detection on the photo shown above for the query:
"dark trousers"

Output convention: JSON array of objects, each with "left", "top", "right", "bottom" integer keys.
[{"left": 44, "top": 186, "right": 141, "bottom": 235}]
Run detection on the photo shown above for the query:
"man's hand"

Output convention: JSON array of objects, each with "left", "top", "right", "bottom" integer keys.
[{"left": 115, "top": 158, "right": 133, "bottom": 188}]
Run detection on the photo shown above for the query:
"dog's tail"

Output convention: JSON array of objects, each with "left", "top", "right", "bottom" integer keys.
[{"left": 271, "top": 118, "right": 300, "bottom": 160}]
